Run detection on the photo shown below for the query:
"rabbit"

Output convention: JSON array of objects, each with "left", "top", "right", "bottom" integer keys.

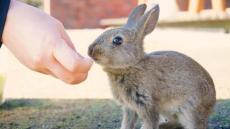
[{"left": 88, "top": 4, "right": 216, "bottom": 129}]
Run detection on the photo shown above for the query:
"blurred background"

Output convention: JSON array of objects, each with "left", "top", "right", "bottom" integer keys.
[
  {"left": 0, "top": 0, "right": 230, "bottom": 129},
  {"left": 0, "top": 0, "right": 230, "bottom": 100},
  {"left": 0, "top": 0, "right": 230, "bottom": 99}
]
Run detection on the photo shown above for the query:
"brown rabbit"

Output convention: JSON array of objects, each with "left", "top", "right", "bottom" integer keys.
[{"left": 88, "top": 4, "right": 216, "bottom": 129}]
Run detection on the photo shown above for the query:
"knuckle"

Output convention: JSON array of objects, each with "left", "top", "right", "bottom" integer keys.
[
  {"left": 33, "top": 55, "right": 43, "bottom": 65},
  {"left": 69, "top": 61, "right": 79, "bottom": 72},
  {"left": 80, "top": 73, "right": 88, "bottom": 82},
  {"left": 65, "top": 76, "right": 78, "bottom": 84},
  {"left": 64, "top": 73, "right": 87, "bottom": 84},
  {"left": 29, "top": 64, "right": 39, "bottom": 71},
  {"left": 29, "top": 55, "right": 43, "bottom": 70}
]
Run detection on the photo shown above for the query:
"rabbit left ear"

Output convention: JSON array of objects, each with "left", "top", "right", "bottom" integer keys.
[
  {"left": 124, "top": 4, "right": 147, "bottom": 28},
  {"left": 137, "top": 4, "right": 160, "bottom": 36}
]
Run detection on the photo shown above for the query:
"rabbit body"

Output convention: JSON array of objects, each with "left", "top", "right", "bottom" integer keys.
[
  {"left": 88, "top": 4, "right": 216, "bottom": 129},
  {"left": 104, "top": 51, "right": 215, "bottom": 129}
]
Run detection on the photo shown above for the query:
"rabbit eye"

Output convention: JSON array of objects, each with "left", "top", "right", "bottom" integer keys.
[{"left": 112, "top": 36, "right": 123, "bottom": 45}]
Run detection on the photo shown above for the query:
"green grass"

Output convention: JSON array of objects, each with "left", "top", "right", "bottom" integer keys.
[
  {"left": 0, "top": 99, "right": 123, "bottom": 129},
  {"left": 209, "top": 100, "right": 230, "bottom": 129},
  {"left": 0, "top": 99, "right": 229, "bottom": 129}
]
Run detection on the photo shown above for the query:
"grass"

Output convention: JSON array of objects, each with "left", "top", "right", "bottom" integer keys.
[
  {"left": 209, "top": 100, "right": 230, "bottom": 129},
  {"left": 0, "top": 99, "right": 229, "bottom": 129},
  {"left": 0, "top": 99, "right": 123, "bottom": 129}
]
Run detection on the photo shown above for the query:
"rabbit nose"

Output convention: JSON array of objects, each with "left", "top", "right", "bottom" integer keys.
[{"left": 88, "top": 43, "right": 97, "bottom": 57}]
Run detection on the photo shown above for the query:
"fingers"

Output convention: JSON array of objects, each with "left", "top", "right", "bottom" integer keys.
[
  {"left": 60, "top": 29, "right": 76, "bottom": 51},
  {"left": 36, "top": 68, "right": 52, "bottom": 75},
  {"left": 53, "top": 39, "right": 93, "bottom": 73},
  {"left": 50, "top": 38, "right": 93, "bottom": 84},
  {"left": 75, "top": 56, "right": 93, "bottom": 73},
  {"left": 47, "top": 58, "right": 89, "bottom": 84}
]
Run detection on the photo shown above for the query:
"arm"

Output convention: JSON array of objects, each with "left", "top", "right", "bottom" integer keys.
[{"left": 2, "top": 0, "right": 93, "bottom": 84}]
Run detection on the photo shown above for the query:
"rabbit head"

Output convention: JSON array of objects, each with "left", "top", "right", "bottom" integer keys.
[{"left": 88, "top": 4, "right": 159, "bottom": 68}]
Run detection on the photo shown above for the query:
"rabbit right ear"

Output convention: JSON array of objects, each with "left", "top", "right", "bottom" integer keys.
[{"left": 124, "top": 4, "right": 147, "bottom": 28}]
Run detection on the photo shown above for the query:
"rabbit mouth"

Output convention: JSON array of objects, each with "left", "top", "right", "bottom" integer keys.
[
  {"left": 88, "top": 49, "right": 110, "bottom": 65},
  {"left": 88, "top": 48, "right": 100, "bottom": 61},
  {"left": 90, "top": 55, "right": 99, "bottom": 61},
  {"left": 88, "top": 44, "right": 98, "bottom": 60},
  {"left": 88, "top": 43, "right": 105, "bottom": 62}
]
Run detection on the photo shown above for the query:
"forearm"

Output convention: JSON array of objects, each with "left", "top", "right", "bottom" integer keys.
[{"left": 0, "top": 0, "right": 11, "bottom": 47}]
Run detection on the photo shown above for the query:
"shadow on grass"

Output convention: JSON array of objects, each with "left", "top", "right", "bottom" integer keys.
[
  {"left": 0, "top": 99, "right": 229, "bottom": 129},
  {"left": 0, "top": 99, "right": 50, "bottom": 110}
]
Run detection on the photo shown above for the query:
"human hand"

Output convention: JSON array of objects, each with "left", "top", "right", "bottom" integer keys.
[{"left": 2, "top": 0, "right": 93, "bottom": 84}]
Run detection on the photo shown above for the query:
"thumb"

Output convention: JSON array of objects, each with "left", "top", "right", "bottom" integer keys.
[
  {"left": 53, "top": 39, "right": 93, "bottom": 72},
  {"left": 75, "top": 55, "right": 94, "bottom": 73}
]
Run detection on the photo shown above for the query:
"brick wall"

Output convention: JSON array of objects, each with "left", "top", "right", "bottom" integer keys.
[{"left": 50, "top": 0, "right": 137, "bottom": 29}]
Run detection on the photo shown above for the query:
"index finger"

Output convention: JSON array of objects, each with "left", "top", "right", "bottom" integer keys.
[{"left": 53, "top": 39, "right": 93, "bottom": 73}]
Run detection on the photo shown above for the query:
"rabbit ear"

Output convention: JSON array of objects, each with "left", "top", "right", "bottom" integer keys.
[
  {"left": 124, "top": 4, "right": 147, "bottom": 28},
  {"left": 137, "top": 4, "right": 159, "bottom": 36}
]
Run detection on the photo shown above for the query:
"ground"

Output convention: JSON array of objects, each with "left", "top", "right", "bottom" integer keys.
[{"left": 0, "top": 99, "right": 229, "bottom": 129}]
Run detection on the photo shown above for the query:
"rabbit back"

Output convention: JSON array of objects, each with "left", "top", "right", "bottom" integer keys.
[{"left": 144, "top": 50, "right": 216, "bottom": 108}]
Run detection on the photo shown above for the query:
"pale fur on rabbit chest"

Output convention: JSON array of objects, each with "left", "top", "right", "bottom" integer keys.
[{"left": 104, "top": 51, "right": 215, "bottom": 122}]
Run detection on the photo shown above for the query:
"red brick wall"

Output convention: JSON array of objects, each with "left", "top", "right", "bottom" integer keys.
[{"left": 50, "top": 0, "right": 137, "bottom": 29}]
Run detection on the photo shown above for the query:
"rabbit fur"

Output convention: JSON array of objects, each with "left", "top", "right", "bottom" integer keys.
[{"left": 88, "top": 4, "right": 216, "bottom": 129}]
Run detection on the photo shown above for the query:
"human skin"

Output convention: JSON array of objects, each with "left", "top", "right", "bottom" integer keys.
[{"left": 2, "top": 0, "right": 93, "bottom": 84}]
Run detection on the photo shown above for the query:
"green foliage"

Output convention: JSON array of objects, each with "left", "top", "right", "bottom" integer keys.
[{"left": 19, "top": 0, "right": 43, "bottom": 8}]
